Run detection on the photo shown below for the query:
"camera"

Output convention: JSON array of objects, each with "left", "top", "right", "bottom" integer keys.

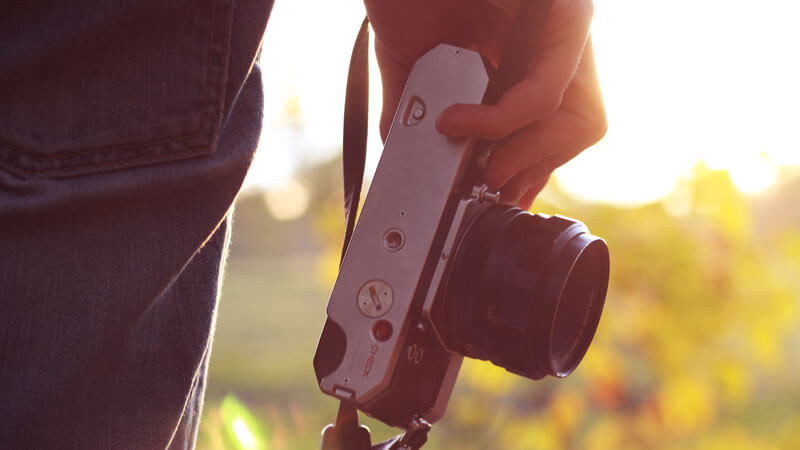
[{"left": 314, "top": 44, "right": 609, "bottom": 429}]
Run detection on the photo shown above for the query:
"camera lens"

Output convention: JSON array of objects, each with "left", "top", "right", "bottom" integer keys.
[{"left": 438, "top": 205, "right": 609, "bottom": 380}]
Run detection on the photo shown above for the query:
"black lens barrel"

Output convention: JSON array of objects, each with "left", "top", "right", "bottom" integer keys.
[{"left": 440, "top": 205, "right": 609, "bottom": 380}]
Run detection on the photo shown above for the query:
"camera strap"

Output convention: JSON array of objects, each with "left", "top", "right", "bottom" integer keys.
[
  {"left": 328, "top": 0, "right": 554, "bottom": 446},
  {"left": 340, "top": 17, "right": 370, "bottom": 263},
  {"left": 325, "top": 16, "right": 432, "bottom": 450}
]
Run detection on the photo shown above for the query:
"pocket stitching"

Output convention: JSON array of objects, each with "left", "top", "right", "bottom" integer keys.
[{"left": 0, "top": 0, "right": 235, "bottom": 178}]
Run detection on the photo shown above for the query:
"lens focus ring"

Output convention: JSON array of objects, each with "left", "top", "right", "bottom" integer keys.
[{"left": 438, "top": 206, "right": 609, "bottom": 380}]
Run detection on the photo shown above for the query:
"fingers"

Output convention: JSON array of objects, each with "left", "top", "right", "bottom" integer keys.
[
  {"left": 495, "top": 146, "right": 568, "bottom": 204},
  {"left": 515, "top": 174, "right": 551, "bottom": 210},
  {"left": 484, "top": 102, "right": 602, "bottom": 191},
  {"left": 437, "top": 0, "right": 595, "bottom": 140},
  {"left": 485, "top": 38, "right": 606, "bottom": 192}
]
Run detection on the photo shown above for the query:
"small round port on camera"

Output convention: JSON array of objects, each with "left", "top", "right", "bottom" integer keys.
[
  {"left": 372, "top": 320, "right": 393, "bottom": 342},
  {"left": 382, "top": 228, "right": 405, "bottom": 252}
]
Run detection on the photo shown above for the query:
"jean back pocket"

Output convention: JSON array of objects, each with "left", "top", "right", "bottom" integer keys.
[{"left": 0, "top": 0, "right": 235, "bottom": 177}]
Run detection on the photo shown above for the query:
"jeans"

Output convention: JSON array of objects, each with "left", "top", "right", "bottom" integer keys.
[{"left": 0, "top": 0, "right": 274, "bottom": 447}]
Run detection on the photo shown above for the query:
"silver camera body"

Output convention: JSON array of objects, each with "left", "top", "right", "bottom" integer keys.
[
  {"left": 313, "top": 43, "right": 609, "bottom": 429},
  {"left": 314, "top": 44, "right": 491, "bottom": 427}
]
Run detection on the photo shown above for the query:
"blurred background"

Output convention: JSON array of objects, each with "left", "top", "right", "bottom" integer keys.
[{"left": 198, "top": 0, "right": 800, "bottom": 448}]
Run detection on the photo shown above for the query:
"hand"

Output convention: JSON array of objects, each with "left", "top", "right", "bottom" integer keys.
[{"left": 366, "top": 0, "right": 606, "bottom": 210}]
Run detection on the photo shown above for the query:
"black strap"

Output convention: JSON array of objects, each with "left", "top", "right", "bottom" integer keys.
[
  {"left": 327, "top": 2, "right": 555, "bottom": 448},
  {"left": 471, "top": 0, "right": 555, "bottom": 179},
  {"left": 332, "top": 19, "right": 429, "bottom": 449},
  {"left": 322, "top": 16, "right": 375, "bottom": 450},
  {"left": 484, "top": 0, "right": 555, "bottom": 104},
  {"left": 341, "top": 17, "right": 370, "bottom": 262}
]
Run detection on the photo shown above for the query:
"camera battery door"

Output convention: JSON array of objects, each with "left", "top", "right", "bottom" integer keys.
[{"left": 314, "top": 44, "right": 490, "bottom": 425}]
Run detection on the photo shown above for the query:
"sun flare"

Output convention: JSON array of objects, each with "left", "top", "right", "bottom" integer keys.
[{"left": 249, "top": 0, "right": 799, "bottom": 206}]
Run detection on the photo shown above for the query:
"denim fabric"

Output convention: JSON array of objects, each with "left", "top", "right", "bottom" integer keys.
[{"left": 0, "top": 0, "right": 274, "bottom": 448}]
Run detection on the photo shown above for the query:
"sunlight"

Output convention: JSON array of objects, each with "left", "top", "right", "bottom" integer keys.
[
  {"left": 728, "top": 156, "right": 778, "bottom": 195},
  {"left": 232, "top": 418, "right": 258, "bottom": 449},
  {"left": 263, "top": 177, "right": 310, "bottom": 221},
  {"left": 219, "top": 394, "right": 268, "bottom": 450},
  {"left": 248, "top": 0, "right": 799, "bottom": 206},
  {"left": 558, "top": 0, "right": 800, "bottom": 205}
]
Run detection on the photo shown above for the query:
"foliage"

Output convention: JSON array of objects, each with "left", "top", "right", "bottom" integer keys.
[{"left": 198, "top": 164, "right": 800, "bottom": 449}]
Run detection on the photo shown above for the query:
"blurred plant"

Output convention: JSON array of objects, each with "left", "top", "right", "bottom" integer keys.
[
  {"left": 200, "top": 394, "right": 269, "bottom": 450},
  {"left": 201, "top": 164, "right": 800, "bottom": 450},
  {"left": 308, "top": 165, "right": 800, "bottom": 449},
  {"left": 431, "top": 166, "right": 800, "bottom": 449}
]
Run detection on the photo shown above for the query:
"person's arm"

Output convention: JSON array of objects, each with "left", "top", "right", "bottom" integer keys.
[{"left": 366, "top": 0, "right": 606, "bottom": 209}]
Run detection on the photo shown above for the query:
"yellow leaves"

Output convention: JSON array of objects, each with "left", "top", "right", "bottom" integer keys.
[
  {"left": 548, "top": 388, "right": 586, "bottom": 436},
  {"left": 713, "top": 361, "right": 752, "bottom": 407},
  {"left": 580, "top": 346, "right": 628, "bottom": 411},
  {"left": 582, "top": 417, "right": 626, "bottom": 450},
  {"left": 580, "top": 345, "right": 623, "bottom": 384},
  {"left": 314, "top": 247, "right": 340, "bottom": 290},
  {"left": 749, "top": 321, "right": 782, "bottom": 369},
  {"left": 460, "top": 358, "right": 518, "bottom": 396},
  {"left": 279, "top": 165, "right": 800, "bottom": 449},
  {"left": 442, "top": 168, "right": 800, "bottom": 447},
  {"left": 778, "top": 415, "right": 800, "bottom": 449},
  {"left": 589, "top": 378, "right": 626, "bottom": 412},
  {"left": 776, "top": 232, "right": 800, "bottom": 275},
  {"left": 449, "top": 394, "right": 491, "bottom": 427},
  {"left": 690, "top": 163, "right": 750, "bottom": 239},
  {"left": 656, "top": 375, "right": 715, "bottom": 436},
  {"left": 694, "top": 426, "right": 778, "bottom": 450},
  {"left": 500, "top": 420, "right": 560, "bottom": 450}
]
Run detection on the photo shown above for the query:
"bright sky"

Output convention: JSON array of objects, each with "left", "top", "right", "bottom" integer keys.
[{"left": 245, "top": 0, "right": 800, "bottom": 210}]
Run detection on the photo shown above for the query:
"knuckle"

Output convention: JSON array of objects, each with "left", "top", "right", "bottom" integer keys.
[
  {"left": 585, "top": 110, "right": 608, "bottom": 146},
  {"left": 485, "top": 121, "right": 516, "bottom": 141},
  {"left": 482, "top": 108, "right": 514, "bottom": 140},
  {"left": 524, "top": 80, "right": 563, "bottom": 118},
  {"left": 573, "top": 94, "right": 608, "bottom": 147},
  {"left": 483, "top": 128, "right": 505, "bottom": 141},
  {"left": 539, "top": 92, "right": 564, "bottom": 117}
]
